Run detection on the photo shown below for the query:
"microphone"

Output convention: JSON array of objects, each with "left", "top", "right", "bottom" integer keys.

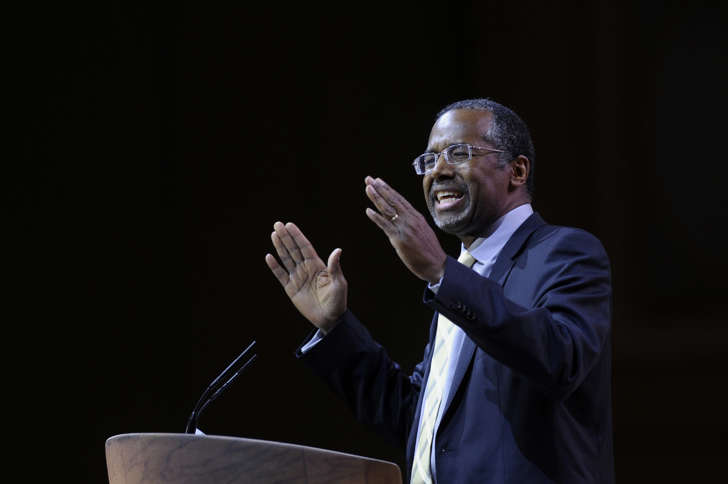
[{"left": 185, "top": 340, "right": 257, "bottom": 434}]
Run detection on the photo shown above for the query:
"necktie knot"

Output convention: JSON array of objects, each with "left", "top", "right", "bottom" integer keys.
[{"left": 457, "top": 250, "right": 477, "bottom": 268}]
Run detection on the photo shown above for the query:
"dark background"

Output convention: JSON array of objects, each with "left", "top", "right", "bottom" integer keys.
[{"left": 14, "top": 0, "right": 727, "bottom": 481}]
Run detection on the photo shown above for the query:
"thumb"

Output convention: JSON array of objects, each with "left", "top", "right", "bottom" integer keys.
[{"left": 327, "top": 248, "right": 343, "bottom": 279}]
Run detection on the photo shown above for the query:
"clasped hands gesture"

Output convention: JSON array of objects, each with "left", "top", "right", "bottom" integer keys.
[{"left": 265, "top": 176, "right": 447, "bottom": 333}]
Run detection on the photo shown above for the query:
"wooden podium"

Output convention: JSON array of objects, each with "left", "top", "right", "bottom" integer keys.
[{"left": 106, "top": 433, "right": 402, "bottom": 484}]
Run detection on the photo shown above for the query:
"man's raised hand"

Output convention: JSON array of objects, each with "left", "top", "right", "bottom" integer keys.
[
  {"left": 364, "top": 176, "right": 447, "bottom": 284},
  {"left": 265, "top": 222, "right": 347, "bottom": 333}
]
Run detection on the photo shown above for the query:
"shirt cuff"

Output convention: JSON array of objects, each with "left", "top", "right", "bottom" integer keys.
[
  {"left": 427, "top": 276, "right": 443, "bottom": 294},
  {"left": 299, "top": 329, "right": 326, "bottom": 353}
]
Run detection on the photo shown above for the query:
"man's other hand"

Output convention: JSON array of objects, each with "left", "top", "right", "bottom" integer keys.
[
  {"left": 265, "top": 222, "right": 347, "bottom": 333},
  {"left": 365, "top": 176, "right": 447, "bottom": 284}
]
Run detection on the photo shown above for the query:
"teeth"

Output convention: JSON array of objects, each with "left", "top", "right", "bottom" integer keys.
[{"left": 436, "top": 191, "right": 462, "bottom": 202}]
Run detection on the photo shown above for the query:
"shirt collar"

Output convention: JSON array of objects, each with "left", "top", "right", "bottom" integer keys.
[{"left": 463, "top": 203, "right": 534, "bottom": 264}]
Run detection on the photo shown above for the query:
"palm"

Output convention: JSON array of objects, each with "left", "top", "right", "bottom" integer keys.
[
  {"left": 265, "top": 222, "right": 347, "bottom": 332},
  {"left": 285, "top": 258, "right": 345, "bottom": 327}
]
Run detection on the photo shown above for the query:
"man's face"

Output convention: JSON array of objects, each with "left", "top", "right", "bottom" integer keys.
[{"left": 423, "top": 109, "right": 513, "bottom": 240}]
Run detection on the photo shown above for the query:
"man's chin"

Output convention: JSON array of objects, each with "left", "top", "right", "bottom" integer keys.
[{"left": 433, "top": 210, "right": 470, "bottom": 234}]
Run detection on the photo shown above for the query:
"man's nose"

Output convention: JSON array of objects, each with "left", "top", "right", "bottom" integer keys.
[{"left": 430, "top": 153, "right": 455, "bottom": 179}]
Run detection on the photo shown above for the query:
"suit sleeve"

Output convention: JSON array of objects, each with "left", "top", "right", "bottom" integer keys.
[
  {"left": 296, "top": 310, "right": 431, "bottom": 448},
  {"left": 424, "top": 228, "right": 612, "bottom": 400}
]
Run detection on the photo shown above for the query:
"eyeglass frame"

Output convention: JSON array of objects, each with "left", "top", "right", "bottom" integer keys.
[{"left": 412, "top": 143, "right": 506, "bottom": 175}]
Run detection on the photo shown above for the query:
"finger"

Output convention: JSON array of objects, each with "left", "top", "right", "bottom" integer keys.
[
  {"left": 365, "top": 184, "right": 397, "bottom": 219},
  {"left": 366, "top": 207, "right": 395, "bottom": 235},
  {"left": 367, "top": 177, "right": 411, "bottom": 215},
  {"left": 265, "top": 253, "right": 290, "bottom": 287},
  {"left": 274, "top": 221, "right": 304, "bottom": 263},
  {"left": 285, "top": 222, "right": 320, "bottom": 262},
  {"left": 373, "top": 177, "right": 411, "bottom": 212},
  {"left": 271, "top": 231, "right": 296, "bottom": 273},
  {"left": 327, "top": 248, "right": 343, "bottom": 279}
]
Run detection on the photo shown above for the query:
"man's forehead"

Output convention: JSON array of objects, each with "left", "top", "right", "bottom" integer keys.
[{"left": 427, "top": 109, "right": 493, "bottom": 149}]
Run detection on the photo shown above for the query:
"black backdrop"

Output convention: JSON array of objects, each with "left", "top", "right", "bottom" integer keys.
[{"left": 14, "top": 1, "right": 727, "bottom": 482}]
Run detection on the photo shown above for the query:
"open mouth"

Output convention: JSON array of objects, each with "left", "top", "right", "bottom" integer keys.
[{"left": 434, "top": 190, "right": 465, "bottom": 210}]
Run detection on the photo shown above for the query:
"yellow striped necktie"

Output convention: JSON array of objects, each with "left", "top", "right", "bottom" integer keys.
[{"left": 410, "top": 250, "right": 477, "bottom": 484}]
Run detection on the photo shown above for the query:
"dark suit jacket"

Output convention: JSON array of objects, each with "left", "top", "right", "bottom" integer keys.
[{"left": 297, "top": 213, "right": 614, "bottom": 483}]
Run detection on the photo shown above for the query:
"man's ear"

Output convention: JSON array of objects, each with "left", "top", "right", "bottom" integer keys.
[{"left": 509, "top": 155, "right": 530, "bottom": 189}]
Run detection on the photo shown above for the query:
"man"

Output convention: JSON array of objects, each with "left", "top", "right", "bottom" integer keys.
[{"left": 265, "top": 99, "right": 614, "bottom": 483}]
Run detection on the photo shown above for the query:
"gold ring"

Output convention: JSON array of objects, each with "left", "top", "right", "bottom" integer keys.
[{"left": 390, "top": 213, "right": 399, "bottom": 222}]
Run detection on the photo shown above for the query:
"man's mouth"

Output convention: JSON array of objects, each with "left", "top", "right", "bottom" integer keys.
[{"left": 434, "top": 189, "right": 465, "bottom": 210}]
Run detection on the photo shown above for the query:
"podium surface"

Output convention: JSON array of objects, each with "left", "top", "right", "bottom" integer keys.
[{"left": 106, "top": 433, "right": 402, "bottom": 484}]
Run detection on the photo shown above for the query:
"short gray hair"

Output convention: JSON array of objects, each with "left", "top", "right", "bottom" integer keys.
[{"left": 437, "top": 98, "right": 536, "bottom": 196}]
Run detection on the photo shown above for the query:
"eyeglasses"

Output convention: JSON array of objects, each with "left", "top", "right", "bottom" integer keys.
[{"left": 412, "top": 143, "right": 505, "bottom": 175}]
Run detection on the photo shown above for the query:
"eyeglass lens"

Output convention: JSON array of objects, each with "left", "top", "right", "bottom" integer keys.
[{"left": 414, "top": 144, "right": 471, "bottom": 174}]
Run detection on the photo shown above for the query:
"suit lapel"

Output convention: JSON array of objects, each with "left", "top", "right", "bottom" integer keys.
[
  {"left": 406, "top": 312, "right": 439, "bottom": 467},
  {"left": 439, "top": 212, "right": 547, "bottom": 423},
  {"left": 489, "top": 212, "right": 546, "bottom": 285},
  {"left": 440, "top": 334, "right": 476, "bottom": 424}
]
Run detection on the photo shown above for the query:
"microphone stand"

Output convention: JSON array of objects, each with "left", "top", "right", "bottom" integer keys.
[{"left": 185, "top": 340, "right": 257, "bottom": 434}]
